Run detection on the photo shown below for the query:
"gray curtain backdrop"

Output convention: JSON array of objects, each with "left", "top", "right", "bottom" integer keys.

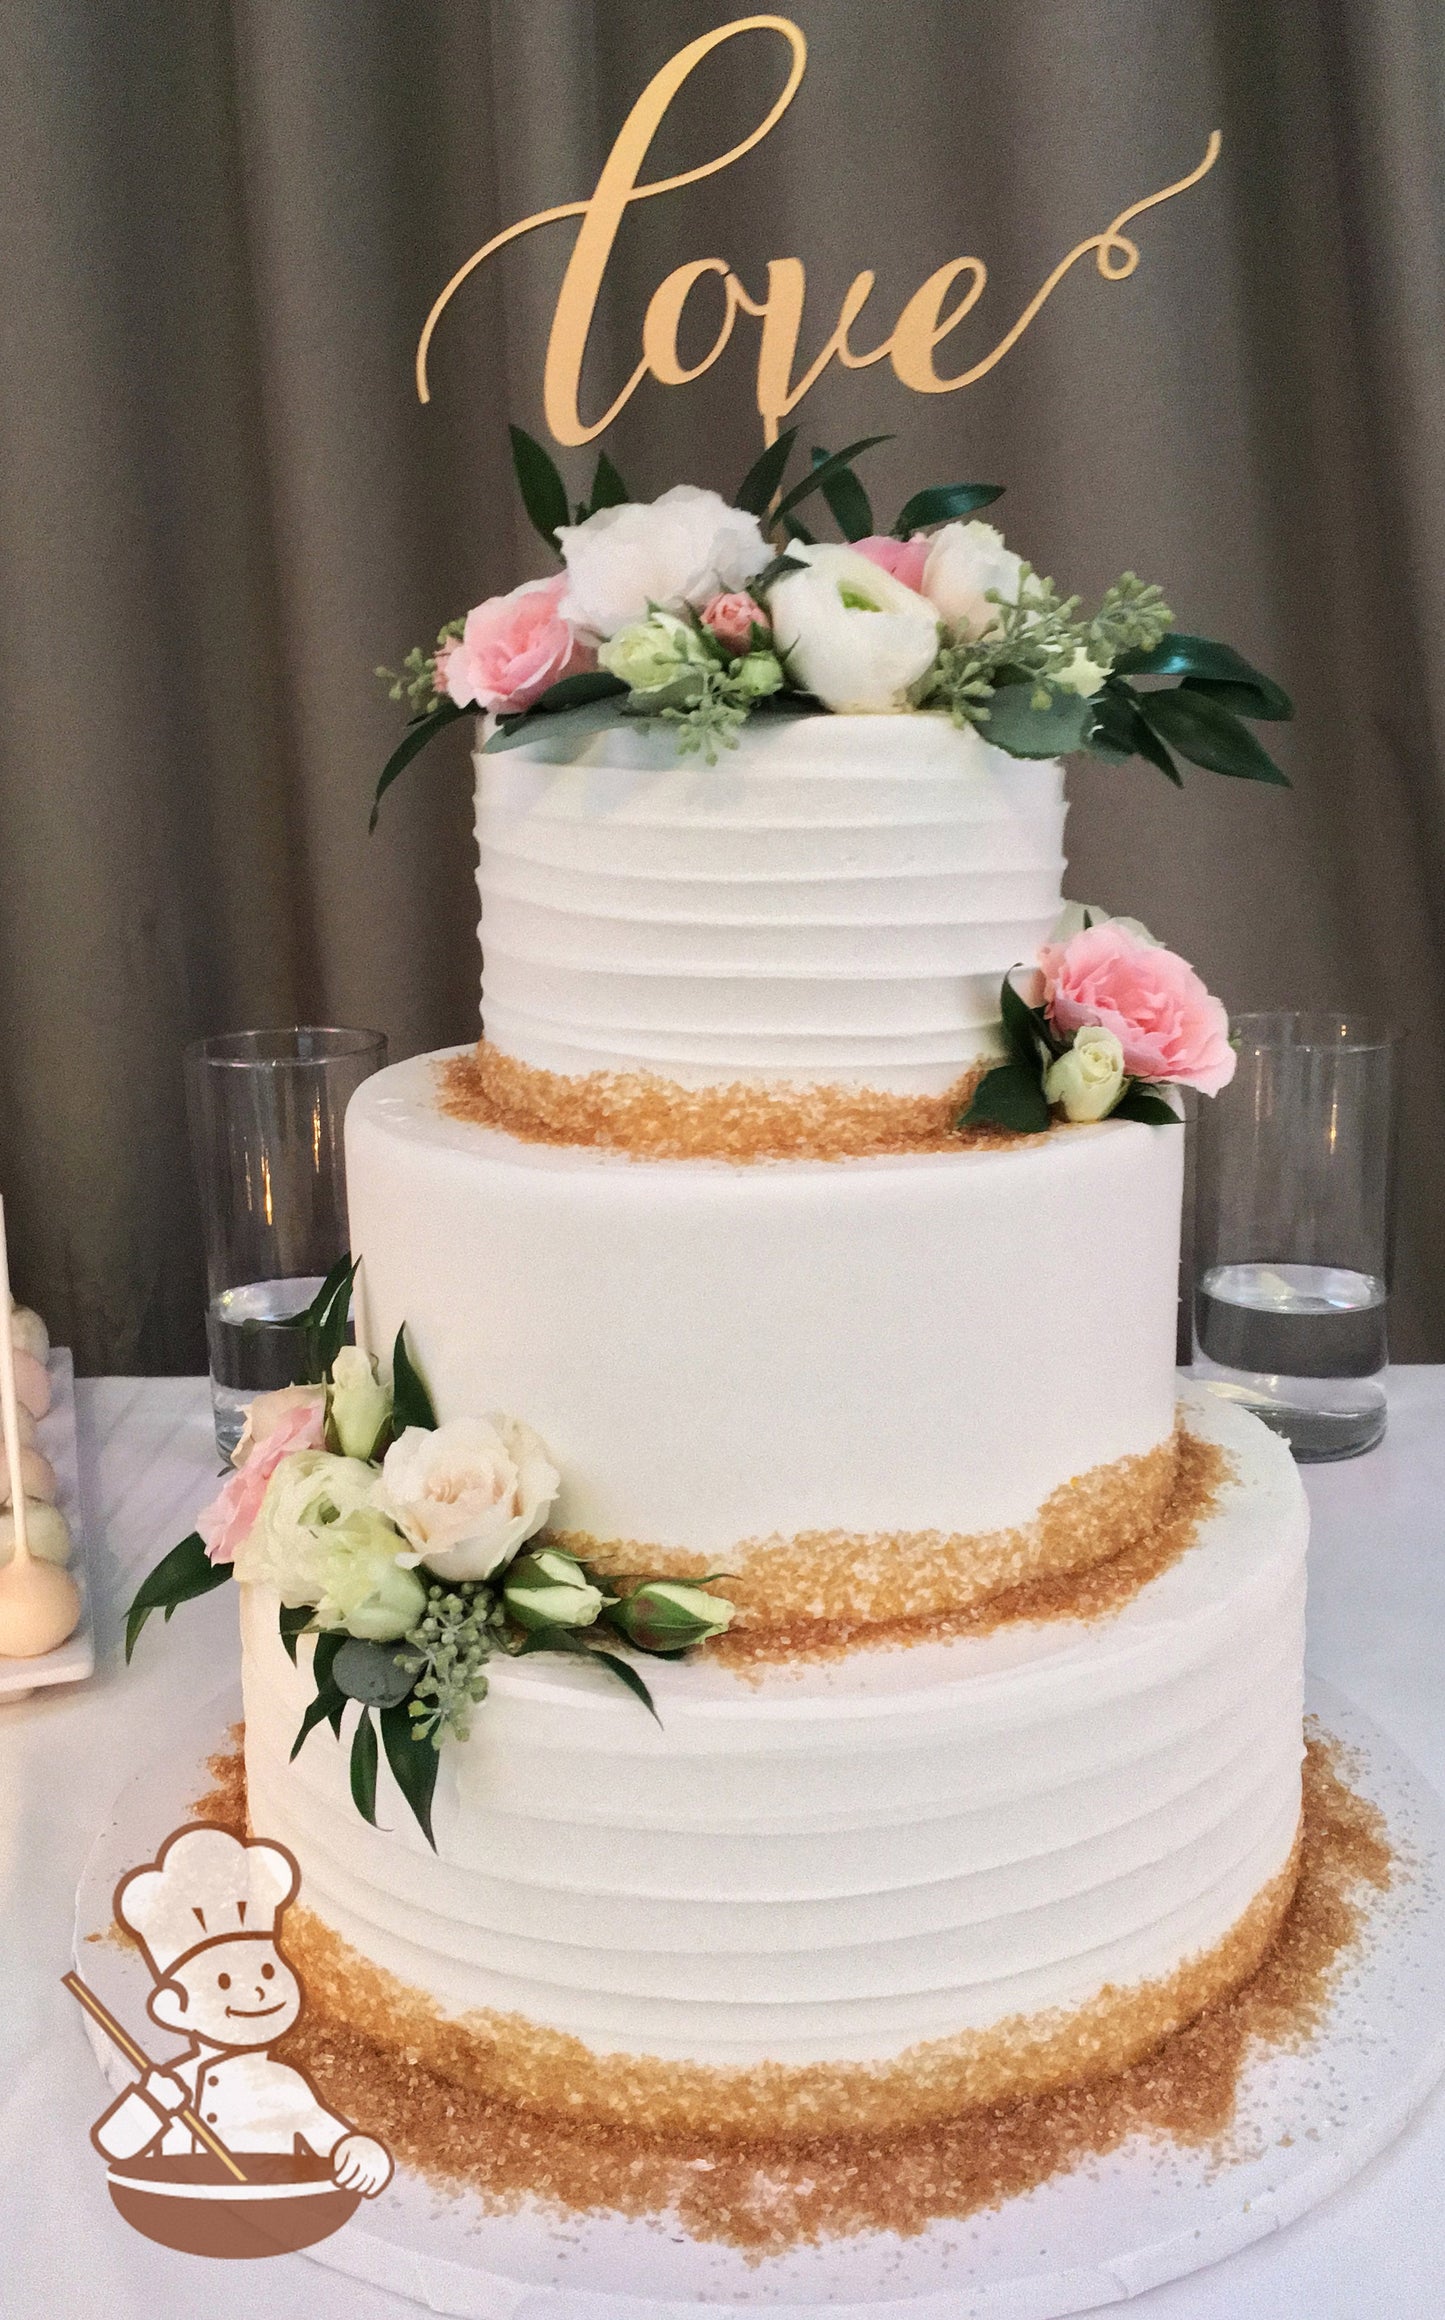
[{"left": 2, "top": 0, "right": 1442, "bottom": 1370}]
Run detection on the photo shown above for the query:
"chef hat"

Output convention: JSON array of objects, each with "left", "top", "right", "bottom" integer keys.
[{"left": 115, "top": 1824, "right": 300, "bottom": 1979}]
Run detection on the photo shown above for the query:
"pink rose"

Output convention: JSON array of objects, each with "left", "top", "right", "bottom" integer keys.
[
  {"left": 440, "top": 576, "right": 594, "bottom": 716},
  {"left": 197, "top": 1396, "right": 327, "bottom": 1564},
  {"left": 1042, "top": 923, "right": 1236, "bottom": 1095},
  {"left": 852, "top": 534, "right": 930, "bottom": 594},
  {"left": 701, "top": 591, "right": 765, "bottom": 656}
]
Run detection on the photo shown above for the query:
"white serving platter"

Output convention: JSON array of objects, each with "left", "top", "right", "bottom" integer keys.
[{"left": 0, "top": 1349, "right": 95, "bottom": 1699}]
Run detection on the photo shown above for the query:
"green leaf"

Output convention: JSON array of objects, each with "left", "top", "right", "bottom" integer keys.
[
  {"left": 734, "top": 426, "right": 798, "bottom": 515},
  {"left": 751, "top": 552, "right": 807, "bottom": 595},
  {"left": 309, "top": 1256, "right": 360, "bottom": 1381},
  {"left": 481, "top": 694, "right": 635, "bottom": 757},
  {"left": 1112, "top": 632, "right": 1292, "bottom": 719},
  {"left": 771, "top": 435, "right": 892, "bottom": 526},
  {"left": 370, "top": 699, "right": 468, "bottom": 832},
  {"left": 780, "top": 513, "right": 816, "bottom": 545},
  {"left": 125, "top": 1533, "right": 232, "bottom": 1662},
  {"left": 312, "top": 1630, "right": 347, "bottom": 1735},
  {"left": 514, "top": 669, "right": 628, "bottom": 719},
  {"left": 289, "top": 1682, "right": 345, "bottom": 1761},
  {"left": 1111, "top": 1083, "right": 1183, "bottom": 1125},
  {"left": 810, "top": 445, "right": 873, "bottom": 541},
  {"left": 586, "top": 1648, "right": 662, "bottom": 1724},
  {"left": 1086, "top": 682, "right": 1183, "bottom": 785},
  {"left": 391, "top": 1325, "right": 437, "bottom": 1432},
  {"left": 961, "top": 1060, "right": 1051, "bottom": 1134},
  {"left": 998, "top": 973, "right": 1057, "bottom": 1070},
  {"left": 892, "top": 482, "right": 1003, "bottom": 536},
  {"left": 1134, "top": 687, "right": 1291, "bottom": 786},
  {"left": 278, "top": 1603, "right": 312, "bottom": 1664},
  {"left": 508, "top": 423, "right": 570, "bottom": 548},
  {"left": 980, "top": 682, "right": 1093, "bottom": 758},
  {"left": 587, "top": 450, "right": 629, "bottom": 515},
  {"left": 349, "top": 1707, "right": 380, "bottom": 1826},
  {"left": 1178, "top": 674, "right": 1292, "bottom": 722},
  {"left": 380, "top": 1702, "right": 439, "bottom": 1848}
]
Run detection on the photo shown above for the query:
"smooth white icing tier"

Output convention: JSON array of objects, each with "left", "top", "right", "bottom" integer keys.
[
  {"left": 475, "top": 714, "right": 1066, "bottom": 1092},
  {"left": 241, "top": 1390, "right": 1307, "bottom": 2068},
  {"left": 346, "top": 1054, "right": 1183, "bottom": 1554}
]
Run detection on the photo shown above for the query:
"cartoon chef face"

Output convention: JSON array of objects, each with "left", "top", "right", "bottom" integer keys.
[{"left": 148, "top": 1935, "right": 303, "bottom": 2050}]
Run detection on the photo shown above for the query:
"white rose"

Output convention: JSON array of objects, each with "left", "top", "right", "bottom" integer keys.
[
  {"left": 1044, "top": 1026, "right": 1127, "bottom": 1122},
  {"left": 312, "top": 1508, "right": 428, "bottom": 1641},
  {"left": 557, "top": 487, "right": 770, "bottom": 638},
  {"left": 597, "top": 609, "right": 711, "bottom": 696},
  {"left": 921, "top": 520, "right": 1025, "bottom": 638},
  {"left": 377, "top": 1416, "right": 560, "bottom": 1582},
  {"left": 329, "top": 1346, "right": 392, "bottom": 1463},
  {"left": 233, "top": 1450, "right": 379, "bottom": 1603},
  {"left": 768, "top": 544, "right": 940, "bottom": 713}
]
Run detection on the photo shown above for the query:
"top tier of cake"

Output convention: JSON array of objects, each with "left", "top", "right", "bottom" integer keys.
[{"left": 474, "top": 713, "right": 1065, "bottom": 1094}]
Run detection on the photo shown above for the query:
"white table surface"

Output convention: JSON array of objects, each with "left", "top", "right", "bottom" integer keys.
[{"left": 2, "top": 1372, "right": 1442, "bottom": 2320}]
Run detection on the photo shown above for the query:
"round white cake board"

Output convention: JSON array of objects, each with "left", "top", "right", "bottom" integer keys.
[{"left": 74, "top": 1679, "right": 1445, "bottom": 2318}]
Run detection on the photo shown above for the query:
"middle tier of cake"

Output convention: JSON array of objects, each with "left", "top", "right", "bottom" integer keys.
[{"left": 348, "top": 1055, "right": 1185, "bottom": 1629}]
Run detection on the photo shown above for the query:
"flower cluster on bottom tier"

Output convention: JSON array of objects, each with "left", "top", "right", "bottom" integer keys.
[{"left": 240, "top": 1389, "right": 1307, "bottom": 2140}]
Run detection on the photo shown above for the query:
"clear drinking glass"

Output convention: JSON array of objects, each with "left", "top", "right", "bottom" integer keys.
[
  {"left": 1192, "top": 1012, "right": 1398, "bottom": 1461},
  {"left": 184, "top": 1027, "right": 387, "bottom": 1457}
]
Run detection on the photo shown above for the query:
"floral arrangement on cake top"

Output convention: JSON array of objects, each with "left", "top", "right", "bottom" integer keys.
[
  {"left": 373, "top": 426, "right": 1292, "bottom": 821},
  {"left": 964, "top": 907, "right": 1235, "bottom": 1133},
  {"left": 126, "top": 1263, "right": 733, "bottom": 1843}
]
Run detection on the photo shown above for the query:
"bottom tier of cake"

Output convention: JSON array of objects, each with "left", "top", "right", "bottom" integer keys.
[{"left": 241, "top": 1389, "right": 1307, "bottom": 2140}]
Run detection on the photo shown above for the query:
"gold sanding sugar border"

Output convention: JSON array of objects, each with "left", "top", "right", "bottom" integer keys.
[
  {"left": 549, "top": 1429, "right": 1211, "bottom": 1651},
  {"left": 437, "top": 1041, "right": 1034, "bottom": 1162},
  {"left": 281, "top": 1829, "right": 1300, "bottom": 2146},
  {"left": 195, "top": 1732, "right": 1393, "bottom": 2253}
]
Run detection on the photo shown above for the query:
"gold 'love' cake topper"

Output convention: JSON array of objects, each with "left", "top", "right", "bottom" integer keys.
[{"left": 416, "top": 13, "right": 1221, "bottom": 447}]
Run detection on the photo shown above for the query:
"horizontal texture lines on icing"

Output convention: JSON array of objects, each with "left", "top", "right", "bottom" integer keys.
[{"left": 473, "top": 715, "right": 1066, "bottom": 1092}]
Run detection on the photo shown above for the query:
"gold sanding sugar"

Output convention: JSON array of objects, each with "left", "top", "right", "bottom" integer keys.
[
  {"left": 437, "top": 1042, "right": 1029, "bottom": 1162},
  {"left": 188, "top": 1732, "right": 1391, "bottom": 2253}
]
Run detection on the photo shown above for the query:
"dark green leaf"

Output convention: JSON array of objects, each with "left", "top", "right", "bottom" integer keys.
[
  {"left": 892, "top": 482, "right": 1004, "bottom": 536},
  {"left": 1085, "top": 682, "right": 1184, "bottom": 785},
  {"left": 508, "top": 423, "right": 570, "bottom": 548},
  {"left": 781, "top": 514, "right": 816, "bottom": 546},
  {"left": 289, "top": 1682, "right": 345, "bottom": 1761},
  {"left": 391, "top": 1325, "right": 437, "bottom": 1432},
  {"left": 980, "top": 683, "right": 1093, "bottom": 759},
  {"left": 1111, "top": 1083, "right": 1183, "bottom": 1125},
  {"left": 278, "top": 1603, "right": 312, "bottom": 1664},
  {"left": 312, "top": 1630, "right": 347, "bottom": 1735},
  {"left": 512, "top": 669, "right": 628, "bottom": 718},
  {"left": 1113, "top": 632, "right": 1292, "bottom": 719},
  {"left": 810, "top": 446, "right": 873, "bottom": 541},
  {"left": 771, "top": 435, "right": 892, "bottom": 526},
  {"left": 734, "top": 426, "right": 798, "bottom": 515},
  {"left": 481, "top": 695, "right": 635, "bottom": 757},
  {"left": 586, "top": 1649, "right": 662, "bottom": 1725},
  {"left": 999, "top": 973, "right": 1058, "bottom": 1069},
  {"left": 1178, "top": 674, "right": 1293, "bottom": 722},
  {"left": 1135, "top": 688, "right": 1291, "bottom": 786},
  {"left": 125, "top": 1533, "right": 232, "bottom": 1662},
  {"left": 961, "top": 1061, "right": 1051, "bottom": 1134},
  {"left": 587, "top": 450, "right": 629, "bottom": 515},
  {"left": 751, "top": 552, "right": 807, "bottom": 595},
  {"left": 310, "top": 1256, "right": 360, "bottom": 1381},
  {"left": 380, "top": 1703, "right": 440, "bottom": 1848},
  {"left": 370, "top": 699, "right": 468, "bottom": 832},
  {"left": 349, "top": 1707, "right": 380, "bottom": 1826}
]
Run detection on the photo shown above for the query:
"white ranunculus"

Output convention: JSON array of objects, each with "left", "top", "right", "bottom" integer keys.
[
  {"left": 328, "top": 1346, "right": 392, "bottom": 1463},
  {"left": 1044, "top": 1026, "right": 1127, "bottom": 1122},
  {"left": 767, "top": 544, "right": 940, "bottom": 713},
  {"left": 313, "top": 1508, "right": 428, "bottom": 1641},
  {"left": 557, "top": 487, "right": 770, "bottom": 639},
  {"left": 377, "top": 1416, "right": 560, "bottom": 1583},
  {"left": 234, "top": 1450, "right": 380, "bottom": 1603},
  {"left": 1048, "top": 902, "right": 1159, "bottom": 947},
  {"left": 921, "top": 520, "right": 1026, "bottom": 639}
]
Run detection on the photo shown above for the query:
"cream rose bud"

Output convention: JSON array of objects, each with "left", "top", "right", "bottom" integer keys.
[
  {"left": 611, "top": 1580, "right": 734, "bottom": 1653},
  {"left": 329, "top": 1346, "right": 392, "bottom": 1463},
  {"left": 557, "top": 487, "right": 770, "bottom": 638},
  {"left": 921, "top": 520, "right": 1025, "bottom": 638},
  {"left": 502, "top": 1547, "right": 606, "bottom": 1632},
  {"left": 313, "top": 1509, "right": 428, "bottom": 1642},
  {"left": 378, "top": 1416, "right": 560, "bottom": 1583},
  {"left": 734, "top": 649, "right": 784, "bottom": 698},
  {"left": 598, "top": 610, "right": 710, "bottom": 696},
  {"left": 768, "top": 545, "right": 940, "bottom": 713},
  {"left": 1043, "top": 1026, "right": 1128, "bottom": 1122}
]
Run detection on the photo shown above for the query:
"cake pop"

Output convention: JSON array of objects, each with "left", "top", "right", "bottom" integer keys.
[{"left": 0, "top": 1198, "right": 80, "bottom": 1659}]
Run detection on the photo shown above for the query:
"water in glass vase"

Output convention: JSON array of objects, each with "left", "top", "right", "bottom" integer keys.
[
  {"left": 1193, "top": 1261, "right": 1388, "bottom": 1461},
  {"left": 206, "top": 1275, "right": 328, "bottom": 1459}
]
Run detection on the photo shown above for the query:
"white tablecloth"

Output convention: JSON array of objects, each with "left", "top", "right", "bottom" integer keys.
[{"left": 2, "top": 1372, "right": 1443, "bottom": 2319}]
